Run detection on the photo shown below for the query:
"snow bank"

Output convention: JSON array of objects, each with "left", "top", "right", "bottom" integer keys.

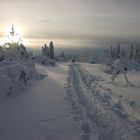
[
  {"left": 0, "top": 69, "right": 12, "bottom": 98},
  {"left": 21, "top": 61, "right": 41, "bottom": 79},
  {"left": 0, "top": 60, "right": 41, "bottom": 98}
]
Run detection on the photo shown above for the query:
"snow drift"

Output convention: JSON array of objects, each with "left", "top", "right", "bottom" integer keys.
[{"left": 0, "top": 60, "right": 41, "bottom": 98}]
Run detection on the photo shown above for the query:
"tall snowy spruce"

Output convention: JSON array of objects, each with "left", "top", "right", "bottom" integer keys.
[
  {"left": 49, "top": 41, "right": 54, "bottom": 59},
  {"left": 128, "top": 44, "right": 134, "bottom": 59},
  {"left": 42, "top": 41, "right": 55, "bottom": 59},
  {"left": 36, "top": 41, "right": 55, "bottom": 65},
  {"left": 115, "top": 42, "right": 121, "bottom": 59},
  {"left": 42, "top": 44, "right": 49, "bottom": 58},
  {"left": 134, "top": 44, "right": 140, "bottom": 60},
  {"left": 1, "top": 25, "right": 30, "bottom": 60}
]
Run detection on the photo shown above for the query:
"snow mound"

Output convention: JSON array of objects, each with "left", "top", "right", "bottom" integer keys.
[
  {"left": 21, "top": 61, "right": 41, "bottom": 79},
  {"left": 0, "top": 69, "right": 12, "bottom": 98},
  {"left": 0, "top": 60, "right": 41, "bottom": 98}
]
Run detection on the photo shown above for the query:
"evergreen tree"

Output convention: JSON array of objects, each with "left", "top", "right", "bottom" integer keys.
[
  {"left": 115, "top": 42, "right": 121, "bottom": 59},
  {"left": 42, "top": 46, "right": 45, "bottom": 56},
  {"left": 134, "top": 44, "right": 139, "bottom": 59},
  {"left": 113, "top": 48, "right": 116, "bottom": 59},
  {"left": 110, "top": 45, "right": 113, "bottom": 58},
  {"left": 18, "top": 43, "right": 29, "bottom": 59},
  {"left": 44, "top": 44, "right": 49, "bottom": 57},
  {"left": 61, "top": 51, "right": 65, "bottom": 58},
  {"left": 121, "top": 49, "right": 126, "bottom": 59},
  {"left": 49, "top": 41, "right": 54, "bottom": 59},
  {"left": 128, "top": 44, "right": 134, "bottom": 59},
  {"left": 0, "top": 45, "right": 4, "bottom": 61}
]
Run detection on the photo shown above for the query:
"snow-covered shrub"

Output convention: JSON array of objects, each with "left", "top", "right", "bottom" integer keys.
[
  {"left": 0, "top": 25, "right": 41, "bottom": 98},
  {"left": 18, "top": 70, "right": 30, "bottom": 88},
  {"left": 0, "top": 60, "right": 41, "bottom": 97},
  {"left": 34, "top": 55, "right": 56, "bottom": 66},
  {"left": 110, "top": 59, "right": 139, "bottom": 86},
  {"left": 100, "top": 43, "right": 140, "bottom": 86},
  {"left": 1, "top": 61, "right": 30, "bottom": 89},
  {"left": 22, "top": 61, "right": 41, "bottom": 79}
]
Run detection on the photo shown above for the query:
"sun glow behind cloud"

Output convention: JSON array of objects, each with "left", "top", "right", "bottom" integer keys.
[
  {"left": 0, "top": 23, "right": 27, "bottom": 45},
  {"left": 0, "top": 0, "right": 140, "bottom": 49}
]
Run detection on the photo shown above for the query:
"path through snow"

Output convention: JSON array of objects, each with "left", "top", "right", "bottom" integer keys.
[
  {"left": 0, "top": 63, "right": 82, "bottom": 140},
  {"left": 65, "top": 63, "right": 140, "bottom": 140},
  {"left": 0, "top": 63, "right": 139, "bottom": 140}
]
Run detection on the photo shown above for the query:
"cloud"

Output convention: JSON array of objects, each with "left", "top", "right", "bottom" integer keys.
[
  {"left": 39, "top": 19, "right": 52, "bottom": 24},
  {"left": 0, "top": 0, "right": 140, "bottom": 48}
]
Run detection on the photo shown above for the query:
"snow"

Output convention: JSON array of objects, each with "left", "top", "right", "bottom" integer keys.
[
  {"left": 0, "top": 70, "right": 11, "bottom": 98},
  {"left": 66, "top": 63, "right": 140, "bottom": 140},
  {"left": 0, "top": 63, "right": 82, "bottom": 140},
  {"left": 0, "top": 62, "right": 140, "bottom": 140},
  {"left": 81, "top": 63, "right": 140, "bottom": 105},
  {"left": 0, "top": 60, "right": 40, "bottom": 98}
]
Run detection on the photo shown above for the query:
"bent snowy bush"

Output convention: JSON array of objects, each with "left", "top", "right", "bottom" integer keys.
[{"left": 0, "top": 60, "right": 40, "bottom": 98}]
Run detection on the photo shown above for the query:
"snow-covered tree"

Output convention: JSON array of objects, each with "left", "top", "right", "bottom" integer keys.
[
  {"left": 42, "top": 44, "right": 49, "bottom": 58},
  {"left": 17, "top": 43, "right": 29, "bottom": 59},
  {"left": 61, "top": 51, "right": 65, "bottom": 59},
  {"left": 110, "top": 45, "right": 114, "bottom": 58},
  {"left": 0, "top": 45, "right": 4, "bottom": 61},
  {"left": 100, "top": 48, "right": 113, "bottom": 65},
  {"left": 0, "top": 25, "right": 29, "bottom": 61},
  {"left": 111, "top": 59, "right": 134, "bottom": 87},
  {"left": 44, "top": 44, "right": 49, "bottom": 57},
  {"left": 128, "top": 44, "right": 134, "bottom": 59},
  {"left": 49, "top": 41, "right": 54, "bottom": 59},
  {"left": 115, "top": 42, "right": 121, "bottom": 59},
  {"left": 28, "top": 50, "right": 33, "bottom": 58},
  {"left": 113, "top": 47, "right": 116, "bottom": 59},
  {"left": 42, "top": 42, "right": 55, "bottom": 59},
  {"left": 134, "top": 44, "right": 139, "bottom": 60},
  {"left": 121, "top": 49, "right": 126, "bottom": 59}
]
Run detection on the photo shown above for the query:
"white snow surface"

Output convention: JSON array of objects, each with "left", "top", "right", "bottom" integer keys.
[
  {"left": 66, "top": 63, "right": 140, "bottom": 140},
  {"left": 0, "top": 62, "right": 140, "bottom": 140},
  {"left": 81, "top": 63, "right": 140, "bottom": 105},
  {"left": 0, "top": 63, "right": 82, "bottom": 140}
]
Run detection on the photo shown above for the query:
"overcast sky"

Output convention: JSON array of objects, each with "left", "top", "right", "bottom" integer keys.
[{"left": 0, "top": 0, "right": 140, "bottom": 48}]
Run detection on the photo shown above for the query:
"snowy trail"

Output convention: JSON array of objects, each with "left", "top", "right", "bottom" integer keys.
[
  {"left": 66, "top": 63, "right": 140, "bottom": 140},
  {"left": 0, "top": 63, "right": 139, "bottom": 140},
  {"left": 0, "top": 63, "right": 82, "bottom": 140}
]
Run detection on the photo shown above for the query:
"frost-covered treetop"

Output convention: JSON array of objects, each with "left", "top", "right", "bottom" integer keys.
[{"left": 7, "top": 25, "right": 22, "bottom": 44}]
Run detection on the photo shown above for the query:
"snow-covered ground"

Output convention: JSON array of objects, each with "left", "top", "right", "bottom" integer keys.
[
  {"left": 0, "top": 63, "right": 82, "bottom": 140},
  {"left": 81, "top": 63, "right": 140, "bottom": 105},
  {"left": 65, "top": 63, "right": 140, "bottom": 140},
  {"left": 0, "top": 62, "right": 139, "bottom": 140}
]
